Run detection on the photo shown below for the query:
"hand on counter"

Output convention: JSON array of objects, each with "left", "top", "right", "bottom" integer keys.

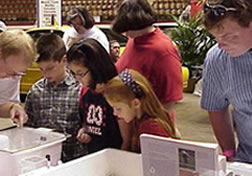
[{"left": 9, "top": 103, "right": 28, "bottom": 128}]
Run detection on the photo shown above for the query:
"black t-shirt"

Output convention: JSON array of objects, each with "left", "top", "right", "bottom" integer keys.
[{"left": 80, "top": 87, "right": 122, "bottom": 154}]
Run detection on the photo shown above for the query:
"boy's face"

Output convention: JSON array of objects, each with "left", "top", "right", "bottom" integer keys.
[
  {"left": 68, "top": 62, "right": 91, "bottom": 87},
  {"left": 209, "top": 18, "right": 252, "bottom": 57},
  {"left": 37, "top": 59, "right": 66, "bottom": 84}
]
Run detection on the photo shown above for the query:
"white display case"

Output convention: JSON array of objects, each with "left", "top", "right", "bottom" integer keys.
[
  {"left": 21, "top": 148, "right": 143, "bottom": 176},
  {"left": 0, "top": 127, "right": 66, "bottom": 176},
  {"left": 19, "top": 132, "right": 252, "bottom": 176},
  {"left": 227, "top": 162, "right": 252, "bottom": 175}
]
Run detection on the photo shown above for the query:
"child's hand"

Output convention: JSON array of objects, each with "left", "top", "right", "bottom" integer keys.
[{"left": 77, "top": 127, "right": 91, "bottom": 143}]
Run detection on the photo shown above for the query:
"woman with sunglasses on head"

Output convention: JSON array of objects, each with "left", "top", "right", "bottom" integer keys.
[
  {"left": 67, "top": 39, "right": 130, "bottom": 154},
  {"left": 104, "top": 69, "right": 180, "bottom": 153},
  {"left": 200, "top": 0, "right": 252, "bottom": 163}
]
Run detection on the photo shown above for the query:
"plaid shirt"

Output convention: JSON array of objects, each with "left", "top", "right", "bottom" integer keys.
[{"left": 25, "top": 73, "right": 85, "bottom": 162}]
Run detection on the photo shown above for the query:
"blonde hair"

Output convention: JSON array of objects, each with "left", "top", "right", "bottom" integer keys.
[
  {"left": 104, "top": 69, "right": 176, "bottom": 138},
  {"left": 0, "top": 30, "right": 37, "bottom": 66}
]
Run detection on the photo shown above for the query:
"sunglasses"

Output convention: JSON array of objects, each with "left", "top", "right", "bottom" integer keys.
[{"left": 203, "top": 2, "right": 236, "bottom": 17}]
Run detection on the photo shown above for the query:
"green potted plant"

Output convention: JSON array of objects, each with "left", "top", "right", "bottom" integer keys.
[{"left": 167, "top": 13, "right": 216, "bottom": 92}]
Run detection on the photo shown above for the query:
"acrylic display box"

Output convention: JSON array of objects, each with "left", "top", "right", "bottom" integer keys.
[
  {"left": 20, "top": 133, "right": 252, "bottom": 176},
  {"left": 0, "top": 127, "right": 66, "bottom": 176},
  {"left": 21, "top": 148, "right": 143, "bottom": 176},
  {"left": 227, "top": 162, "right": 252, "bottom": 175}
]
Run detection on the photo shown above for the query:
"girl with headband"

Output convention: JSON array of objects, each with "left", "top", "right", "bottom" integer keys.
[{"left": 104, "top": 69, "right": 181, "bottom": 152}]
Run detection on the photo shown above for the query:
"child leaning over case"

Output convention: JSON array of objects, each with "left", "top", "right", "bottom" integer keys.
[
  {"left": 104, "top": 69, "right": 181, "bottom": 152},
  {"left": 25, "top": 34, "right": 85, "bottom": 162},
  {"left": 67, "top": 39, "right": 130, "bottom": 154}
]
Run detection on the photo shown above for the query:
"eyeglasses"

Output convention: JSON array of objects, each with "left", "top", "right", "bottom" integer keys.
[
  {"left": 15, "top": 72, "right": 26, "bottom": 77},
  {"left": 6, "top": 71, "right": 26, "bottom": 77},
  {"left": 72, "top": 70, "right": 89, "bottom": 79},
  {"left": 70, "top": 16, "right": 83, "bottom": 28},
  {"left": 3, "top": 59, "right": 26, "bottom": 78},
  {"left": 71, "top": 22, "right": 83, "bottom": 28},
  {"left": 204, "top": 2, "right": 236, "bottom": 17}
]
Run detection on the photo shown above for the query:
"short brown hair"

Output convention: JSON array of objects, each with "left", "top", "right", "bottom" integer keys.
[
  {"left": 66, "top": 6, "right": 94, "bottom": 29},
  {"left": 203, "top": 0, "right": 252, "bottom": 30},
  {"left": 112, "top": 0, "right": 157, "bottom": 34},
  {"left": 36, "top": 34, "right": 66, "bottom": 62},
  {"left": 0, "top": 30, "right": 37, "bottom": 66}
]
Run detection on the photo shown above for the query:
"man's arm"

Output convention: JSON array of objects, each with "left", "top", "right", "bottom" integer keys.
[
  {"left": 0, "top": 102, "right": 28, "bottom": 127},
  {"left": 0, "top": 103, "right": 14, "bottom": 117},
  {"left": 209, "top": 108, "right": 235, "bottom": 160}
]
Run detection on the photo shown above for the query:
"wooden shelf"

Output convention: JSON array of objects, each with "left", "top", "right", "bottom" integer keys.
[{"left": 1, "top": 0, "right": 189, "bottom": 24}]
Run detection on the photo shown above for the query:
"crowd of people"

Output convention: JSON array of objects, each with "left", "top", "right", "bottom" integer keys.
[{"left": 1, "top": 0, "right": 252, "bottom": 165}]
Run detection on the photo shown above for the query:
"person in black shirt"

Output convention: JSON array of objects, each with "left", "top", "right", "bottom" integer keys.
[{"left": 67, "top": 39, "right": 130, "bottom": 153}]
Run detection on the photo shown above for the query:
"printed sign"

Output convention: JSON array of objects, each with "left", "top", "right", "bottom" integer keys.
[{"left": 37, "top": 0, "right": 62, "bottom": 27}]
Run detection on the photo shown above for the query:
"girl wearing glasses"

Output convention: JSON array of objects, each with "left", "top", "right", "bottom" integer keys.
[
  {"left": 67, "top": 39, "right": 129, "bottom": 154},
  {"left": 104, "top": 69, "right": 180, "bottom": 152}
]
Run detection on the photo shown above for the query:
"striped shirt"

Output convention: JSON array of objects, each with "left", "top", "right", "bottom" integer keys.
[
  {"left": 25, "top": 73, "right": 85, "bottom": 162},
  {"left": 200, "top": 44, "right": 252, "bottom": 163}
]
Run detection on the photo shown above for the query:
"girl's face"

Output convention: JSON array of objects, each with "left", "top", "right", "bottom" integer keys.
[
  {"left": 68, "top": 62, "right": 91, "bottom": 86},
  {"left": 107, "top": 100, "right": 138, "bottom": 123}
]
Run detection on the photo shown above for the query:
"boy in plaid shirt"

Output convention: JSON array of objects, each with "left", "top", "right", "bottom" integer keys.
[{"left": 25, "top": 34, "right": 85, "bottom": 162}]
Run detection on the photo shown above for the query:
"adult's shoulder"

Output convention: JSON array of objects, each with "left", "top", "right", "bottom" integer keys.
[
  {"left": 202, "top": 44, "right": 229, "bottom": 83},
  {"left": 63, "top": 27, "right": 79, "bottom": 38},
  {"left": 205, "top": 44, "right": 228, "bottom": 66},
  {"left": 89, "top": 26, "right": 106, "bottom": 37},
  {"left": 64, "top": 27, "right": 76, "bottom": 35},
  {"left": 151, "top": 27, "right": 179, "bottom": 54}
]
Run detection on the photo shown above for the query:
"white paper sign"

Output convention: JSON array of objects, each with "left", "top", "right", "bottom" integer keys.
[
  {"left": 140, "top": 134, "right": 220, "bottom": 176},
  {"left": 37, "top": 0, "right": 62, "bottom": 27}
]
